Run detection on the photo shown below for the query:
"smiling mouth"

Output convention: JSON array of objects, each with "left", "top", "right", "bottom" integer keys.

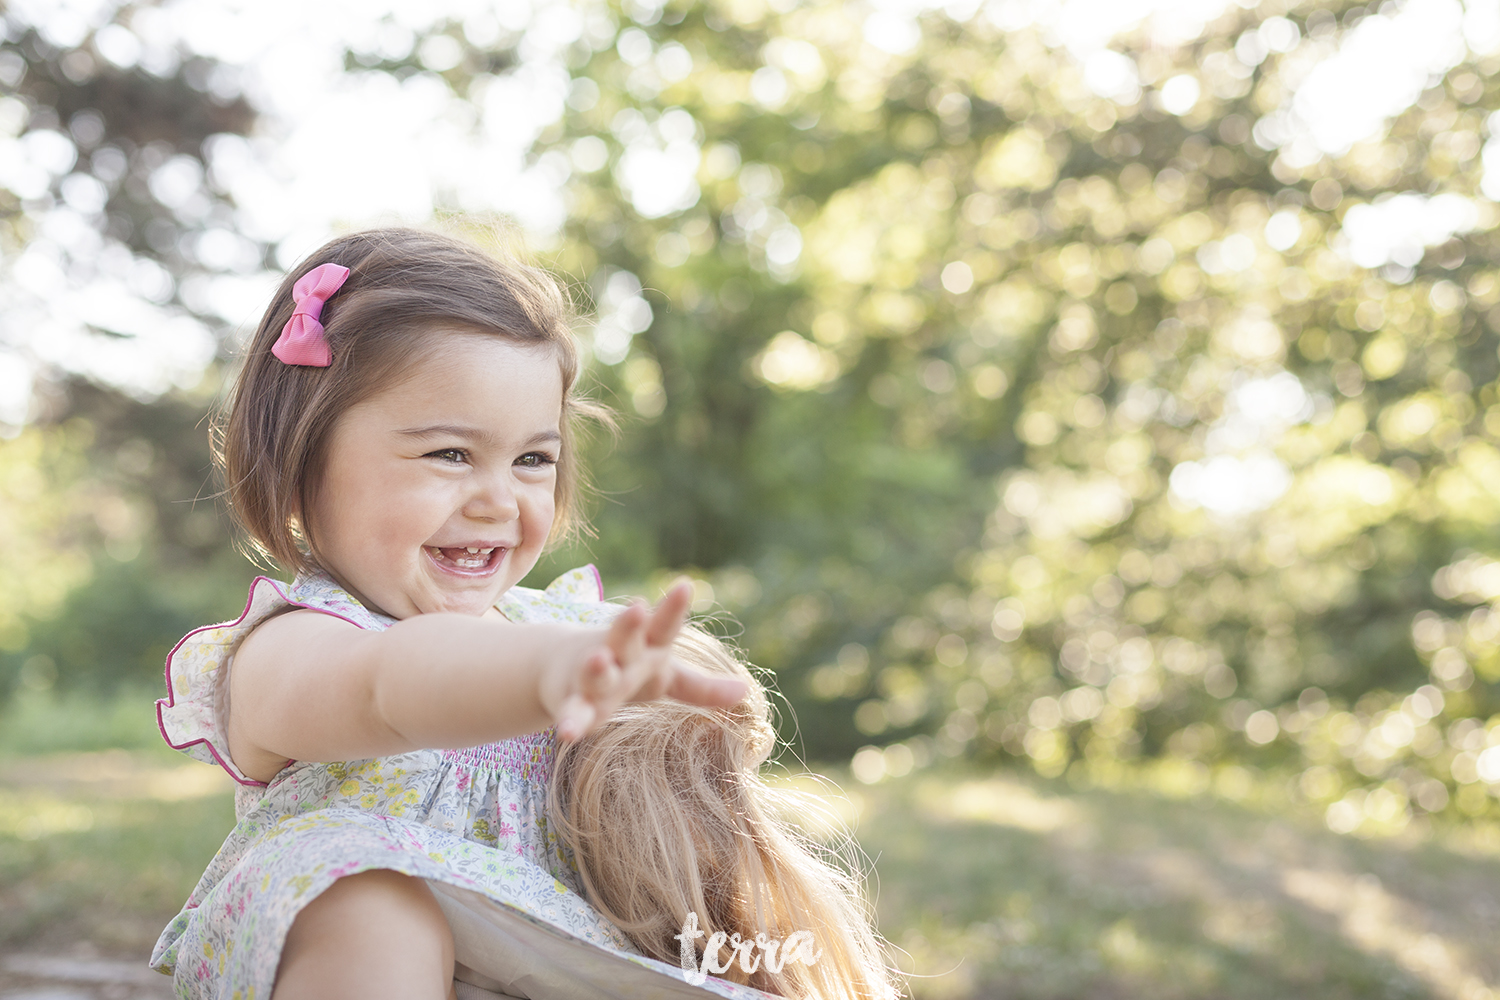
[{"left": 426, "top": 545, "right": 505, "bottom": 575}]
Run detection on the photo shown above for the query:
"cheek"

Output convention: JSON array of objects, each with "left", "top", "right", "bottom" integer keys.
[
  {"left": 537, "top": 491, "right": 558, "bottom": 527},
  {"left": 527, "top": 482, "right": 558, "bottom": 533},
  {"left": 354, "top": 472, "right": 453, "bottom": 541}
]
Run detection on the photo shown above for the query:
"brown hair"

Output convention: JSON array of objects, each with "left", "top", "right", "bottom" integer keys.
[
  {"left": 217, "top": 227, "right": 604, "bottom": 573},
  {"left": 549, "top": 628, "right": 902, "bottom": 1000}
]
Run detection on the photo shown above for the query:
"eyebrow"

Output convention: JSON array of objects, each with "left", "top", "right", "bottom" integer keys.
[{"left": 397, "top": 425, "right": 562, "bottom": 447}]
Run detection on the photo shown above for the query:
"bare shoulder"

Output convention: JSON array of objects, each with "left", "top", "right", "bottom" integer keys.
[
  {"left": 235, "top": 606, "right": 367, "bottom": 669},
  {"left": 228, "top": 608, "right": 376, "bottom": 783},
  {"left": 231, "top": 606, "right": 381, "bottom": 706}
]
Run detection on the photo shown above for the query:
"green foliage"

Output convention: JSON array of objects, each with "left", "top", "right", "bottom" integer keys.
[
  {"left": 502, "top": 0, "right": 1500, "bottom": 830},
  {"left": 0, "top": 420, "right": 97, "bottom": 656},
  {"left": 0, "top": 379, "right": 257, "bottom": 699},
  {"left": 3, "top": 0, "right": 1500, "bottom": 842},
  {"left": 0, "top": 8, "right": 265, "bottom": 694},
  {"left": 0, "top": 687, "right": 164, "bottom": 755}
]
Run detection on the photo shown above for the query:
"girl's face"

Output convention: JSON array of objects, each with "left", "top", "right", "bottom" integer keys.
[{"left": 305, "top": 332, "right": 563, "bottom": 619}]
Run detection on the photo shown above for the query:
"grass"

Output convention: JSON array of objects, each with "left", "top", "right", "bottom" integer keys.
[
  {"left": 2, "top": 692, "right": 1499, "bottom": 998},
  {"left": 841, "top": 767, "right": 1500, "bottom": 1000},
  {"left": 0, "top": 689, "right": 236, "bottom": 955},
  {"left": 0, "top": 749, "right": 234, "bottom": 955},
  {"left": 0, "top": 686, "right": 168, "bottom": 756}
]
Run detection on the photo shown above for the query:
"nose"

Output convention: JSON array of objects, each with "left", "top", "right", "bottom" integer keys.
[{"left": 463, "top": 467, "right": 520, "bottom": 523}]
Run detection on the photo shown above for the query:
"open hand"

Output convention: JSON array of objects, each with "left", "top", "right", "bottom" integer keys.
[{"left": 545, "top": 580, "right": 748, "bottom": 742}]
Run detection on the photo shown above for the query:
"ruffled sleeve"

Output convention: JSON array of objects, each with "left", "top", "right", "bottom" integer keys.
[
  {"left": 155, "top": 574, "right": 385, "bottom": 786},
  {"left": 497, "top": 565, "right": 619, "bottom": 626}
]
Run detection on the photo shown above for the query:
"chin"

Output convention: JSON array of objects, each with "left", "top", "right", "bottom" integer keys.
[{"left": 436, "top": 590, "right": 503, "bottom": 617}]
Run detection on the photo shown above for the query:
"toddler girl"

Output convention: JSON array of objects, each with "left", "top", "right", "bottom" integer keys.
[{"left": 149, "top": 228, "right": 898, "bottom": 1000}]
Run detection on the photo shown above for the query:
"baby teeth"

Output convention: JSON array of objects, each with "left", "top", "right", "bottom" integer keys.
[{"left": 427, "top": 545, "right": 497, "bottom": 567}]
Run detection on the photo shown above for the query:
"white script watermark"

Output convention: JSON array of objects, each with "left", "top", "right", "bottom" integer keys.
[{"left": 672, "top": 911, "right": 823, "bottom": 986}]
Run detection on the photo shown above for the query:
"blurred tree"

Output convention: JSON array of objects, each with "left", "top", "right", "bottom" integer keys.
[
  {"left": 4, "top": 0, "right": 1498, "bottom": 839},
  {"left": 0, "top": 379, "right": 260, "bottom": 697},
  {"left": 418, "top": 0, "right": 1500, "bottom": 829},
  {"left": 0, "top": 3, "right": 260, "bottom": 696},
  {"left": 0, "top": 5, "right": 258, "bottom": 312}
]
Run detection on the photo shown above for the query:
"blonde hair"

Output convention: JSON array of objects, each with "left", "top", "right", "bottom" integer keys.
[{"left": 548, "top": 628, "right": 901, "bottom": 1000}]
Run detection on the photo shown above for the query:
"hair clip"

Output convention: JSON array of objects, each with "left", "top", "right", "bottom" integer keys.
[{"left": 271, "top": 263, "right": 350, "bottom": 367}]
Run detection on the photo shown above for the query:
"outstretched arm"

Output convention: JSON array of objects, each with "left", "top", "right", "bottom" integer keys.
[{"left": 225, "top": 581, "right": 746, "bottom": 784}]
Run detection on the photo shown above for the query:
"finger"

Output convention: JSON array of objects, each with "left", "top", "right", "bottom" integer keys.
[
  {"left": 611, "top": 646, "right": 667, "bottom": 705},
  {"left": 555, "top": 694, "right": 598, "bottom": 743},
  {"left": 576, "top": 647, "right": 616, "bottom": 700},
  {"left": 666, "top": 666, "right": 749, "bottom": 708},
  {"left": 605, "top": 600, "right": 649, "bottom": 666},
  {"left": 644, "top": 579, "right": 694, "bottom": 647},
  {"left": 557, "top": 650, "right": 618, "bottom": 740},
  {"left": 621, "top": 654, "right": 673, "bottom": 704}
]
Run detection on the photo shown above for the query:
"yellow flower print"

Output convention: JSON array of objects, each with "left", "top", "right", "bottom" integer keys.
[
  {"left": 339, "top": 779, "right": 359, "bottom": 797},
  {"left": 402, "top": 788, "right": 419, "bottom": 805},
  {"left": 288, "top": 875, "right": 314, "bottom": 898},
  {"left": 203, "top": 942, "right": 214, "bottom": 958},
  {"left": 360, "top": 794, "right": 376, "bottom": 808},
  {"left": 428, "top": 852, "right": 445, "bottom": 863}
]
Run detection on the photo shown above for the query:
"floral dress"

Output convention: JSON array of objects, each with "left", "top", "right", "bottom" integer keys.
[{"left": 150, "top": 568, "right": 776, "bottom": 1000}]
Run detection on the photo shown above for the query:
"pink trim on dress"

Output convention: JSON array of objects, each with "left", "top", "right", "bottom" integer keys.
[{"left": 155, "top": 576, "right": 373, "bottom": 788}]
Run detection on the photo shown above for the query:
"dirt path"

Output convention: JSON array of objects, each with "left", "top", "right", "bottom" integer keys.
[{"left": 0, "top": 951, "right": 174, "bottom": 999}]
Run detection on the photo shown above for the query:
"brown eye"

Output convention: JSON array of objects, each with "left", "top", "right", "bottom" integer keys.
[{"left": 517, "top": 452, "right": 557, "bottom": 468}]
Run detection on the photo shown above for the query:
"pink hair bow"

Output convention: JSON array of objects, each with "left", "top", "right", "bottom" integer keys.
[{"left": 271, "top": 263, "right": 350, "bottom": 367}]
